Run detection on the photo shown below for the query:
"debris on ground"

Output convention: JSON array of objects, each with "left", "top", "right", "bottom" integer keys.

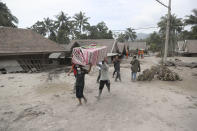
[
  {"left": 165, "top": 59, "right": 197, "bottom": 68},
  {"left": 137, "top": 69, "right": 155, "bottom": 81},
  {"left": 13, "top": 105, "right": 51, "bottom": 122},
  {"left": 46, "top": 68, "right": 65, "bottom": 82},
  {"left": 156, "top": 66, "right": 181, "bottom": 81},
  {"left": 138, "top": 65, "right": 181, "bottom": 81},
  {"left": 192, "top": 73, "right": 197, "bottom": 77},
  {"left": 8, "top": 77, "right": 15, "bottom": 80}
]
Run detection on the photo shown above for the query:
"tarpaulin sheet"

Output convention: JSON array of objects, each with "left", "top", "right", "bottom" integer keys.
[{"left": 72, "top": 45, "right": 107, "bottom": 66}]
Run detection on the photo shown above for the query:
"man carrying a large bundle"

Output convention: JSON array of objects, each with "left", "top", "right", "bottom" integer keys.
[
  {"left": 71, "top": 45, "right": 107, "bottom": 104},
  {"left": 75, "top": 64, "right": 92, "bottom": 105}
]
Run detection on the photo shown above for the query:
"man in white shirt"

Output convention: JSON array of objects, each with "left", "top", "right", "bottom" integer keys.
[{"left": 97, "top": 58, "right": 110, "bottom": 99}]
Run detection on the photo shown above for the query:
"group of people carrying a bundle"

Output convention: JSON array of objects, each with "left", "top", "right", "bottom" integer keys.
[{"left": 68, "top": 54, "right": 141, "bottom": 106}]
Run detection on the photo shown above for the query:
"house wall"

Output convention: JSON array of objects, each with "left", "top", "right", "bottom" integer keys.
[
  {"left": 0, "top": 59, "right": 23, "bottom": 73},
  {"left": 0, "top": 54, "right": 50, "bottom": 73}
]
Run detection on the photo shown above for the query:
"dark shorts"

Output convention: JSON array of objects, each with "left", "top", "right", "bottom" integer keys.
[
  {"left": 76, "top": 86, "right": 84, "bottom": 98},
  {"left": 99, "top": 80, "right": 110, "bottom": 90}
]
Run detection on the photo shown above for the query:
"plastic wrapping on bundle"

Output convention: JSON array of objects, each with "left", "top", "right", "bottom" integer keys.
[{"left": 72, "top": 45, "right": 107, "bottom": 66}]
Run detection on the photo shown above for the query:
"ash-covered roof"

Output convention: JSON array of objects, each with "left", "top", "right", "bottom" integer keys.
[{"left": 0, "top": 27, "right": 65, "bottom": 56}]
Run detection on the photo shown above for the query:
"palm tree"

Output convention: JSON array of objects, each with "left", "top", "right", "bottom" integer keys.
[
  {"left": 31, "top": 21, "right": 47, "bottom": 36},
  {"left": 158, "top": 14, "right": 183, "bottom": 35},
  {"left": 184, "top": 9, "right": 197, "bottom": 39},
  {"left": 157, "top": 14, "right": 183, "bottom": 55},
  {"left": 117, "top": 33, "right": 126, "bottom": 42},
  {"left": 31, "top": 18, "right": 57, "bottom": 41},
  {"left": 185, "top": 9, "right": 197, "bottom": 25},
  {"left": 55, "top": 11, "right": 71, "bottom": 44},
  {"left": 125, "top": 28, "right": 137, "bottom": 41},
  {"left": 44, "top": 17, "right": 55, "bottom": 37},
  {"left": 73, "top": 11, "right": 90, "bottom": 34},
  {"left": 55, "top": 11, "right": 71, "bottom": 28},
  {"left": 0, "top": 2, "right": 18, "bottom": 27}
]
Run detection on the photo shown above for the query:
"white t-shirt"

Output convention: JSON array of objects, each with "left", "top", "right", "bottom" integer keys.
[{"left": 100, "top": 63, "right": 109, "bottom": 80}]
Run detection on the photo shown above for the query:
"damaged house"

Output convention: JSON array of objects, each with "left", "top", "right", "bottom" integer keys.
[{"left": 0, "top": 27, "right": 65, "bottom": 73}]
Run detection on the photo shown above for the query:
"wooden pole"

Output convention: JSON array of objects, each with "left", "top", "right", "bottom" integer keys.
[{"left": 163, "top": 0, "right": 171, "bottom": 63}]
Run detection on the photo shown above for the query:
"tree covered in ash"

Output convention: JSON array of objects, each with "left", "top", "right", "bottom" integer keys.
[
  {"left": 30, "top": 11, "right": 113, "bottom": 44},
  {"left": 0, "top": 2, "right": 18, "bottom": 27}
]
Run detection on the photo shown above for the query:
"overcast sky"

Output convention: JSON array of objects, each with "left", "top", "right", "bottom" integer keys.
[{"left": 2, "top": 0, "right": 197, "bottom": 33}]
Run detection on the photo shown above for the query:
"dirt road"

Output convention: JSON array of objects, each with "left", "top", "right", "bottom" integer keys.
[{"left": 0, "top": 56, "right": 197, "bottom": 131}]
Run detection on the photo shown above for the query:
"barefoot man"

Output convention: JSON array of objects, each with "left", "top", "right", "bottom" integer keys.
[{"left": 75, "top": 64, "right": 92, "bottom": 105}]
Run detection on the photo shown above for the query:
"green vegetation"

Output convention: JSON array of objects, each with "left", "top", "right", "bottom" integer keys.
[
  {"left": 117, "top": 27, "right": 137, "bottom": 42},
  {"left": 0, "top": 2, "right": 18, "bottom": 27},
  {"left": 31, "top": 12, "right": 113, "bottom": 44},
  {"left": 180, "top": 9, "right": 197, "bottom": 40},
  {"left": 146, "top": 32, "right": 162, "bottom": 52},
  {"left": 157, "top": 14, "right": 183, "bottom": 55}
]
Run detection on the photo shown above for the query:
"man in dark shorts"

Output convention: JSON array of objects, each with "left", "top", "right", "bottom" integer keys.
[
  {"left": 114, "top": 56, "right": 121, "bottom": 82},
  {"left": 75, "top": 64, "right": 92, "bottom": 105},
  {"left": 97, "top": 58, "right": 110, "bottom": 100},
  {"left": 112, "top": 57, "right": 118, "bottom": 78}
]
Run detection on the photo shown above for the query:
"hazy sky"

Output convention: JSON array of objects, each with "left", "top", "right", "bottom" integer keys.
[{"left": 2, "top": 0, "right": 197, "bottom": 33}]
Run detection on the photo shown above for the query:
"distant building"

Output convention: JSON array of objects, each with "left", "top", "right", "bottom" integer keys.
[
  {"left": 176, "top": 40, "right": 197, "bottom": 56},
  {"left": 127, "top": 41, "right": 147, "bottom": 51},
  {"left": 0, "top": 27, "right": 65, "bottom": 73},
  {"left": 120, "top": 41, "right": 147, "bottom": 56}
]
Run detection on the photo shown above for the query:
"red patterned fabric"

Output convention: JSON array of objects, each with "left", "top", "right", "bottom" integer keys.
[{"left": 72, "top": 45, "right": 107, "bottom": 66}]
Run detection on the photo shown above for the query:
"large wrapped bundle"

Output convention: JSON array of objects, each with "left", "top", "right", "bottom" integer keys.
[{"left": 72, "top": 45, "right": 107, "bottom": 66}]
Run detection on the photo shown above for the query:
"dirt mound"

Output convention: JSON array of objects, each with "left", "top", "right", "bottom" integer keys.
[{"left": 138, "top": 65, "right": 181, "bottom": 81}]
